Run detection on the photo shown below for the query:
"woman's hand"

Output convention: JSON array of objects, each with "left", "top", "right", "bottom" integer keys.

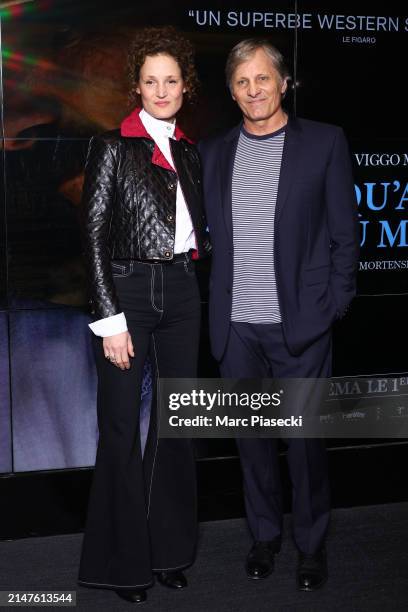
[{"left": 103, "top": 331, "right": 134, "bottom": 370}]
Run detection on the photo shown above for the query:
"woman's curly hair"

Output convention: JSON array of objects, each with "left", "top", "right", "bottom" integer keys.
[{"left": 127, "top": 26, "right": 199, "bottom": 107}]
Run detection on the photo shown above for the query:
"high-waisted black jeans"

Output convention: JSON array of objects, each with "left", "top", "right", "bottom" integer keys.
[{"left": 78, "top": 254, "right": 201, "bottom": 590}]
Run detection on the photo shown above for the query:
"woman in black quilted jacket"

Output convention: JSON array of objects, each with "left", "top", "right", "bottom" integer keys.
[{"left": 78, "top": 26, "right": 210, "bottom": 604}]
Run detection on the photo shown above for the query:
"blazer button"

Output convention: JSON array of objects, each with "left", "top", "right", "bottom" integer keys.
[
  {"left": 167, "top": 214, "right": 174, "bottom": 221},
  {"left": 168, "top": 182, "right": 176, "bottom": 190},
  {"left": 164, "top": 251, "right": 171, "bottom": 258}
]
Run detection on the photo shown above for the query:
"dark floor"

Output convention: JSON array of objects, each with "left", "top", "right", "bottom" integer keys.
[{"left": 1, "top": 503, "right": 407, "bottom": 611}]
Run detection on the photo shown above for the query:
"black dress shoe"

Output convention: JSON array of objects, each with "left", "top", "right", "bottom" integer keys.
[
  {"left": 246, "top": 539, "right": 281, "bottom": 580},
  {"left": 114, "top": 589, "right": 147, "bottom": 603},
  {"left": 297, "top": 548, "right": 328, "bottom": 591},
  {"left": 157, "top": 570, "right": 187, "bottom": 589}
]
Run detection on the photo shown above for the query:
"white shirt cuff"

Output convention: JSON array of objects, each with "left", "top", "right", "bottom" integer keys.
[{"left": 88, "top": 312, "right": 128, "bottom": 337}]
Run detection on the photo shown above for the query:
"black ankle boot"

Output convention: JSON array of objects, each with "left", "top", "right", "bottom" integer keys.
[
  {"left": 157, "top": 570, "right": 187, "bottom": 589},
  {"left": 114, "top": 588, "right": 147, "bottom": 603}
]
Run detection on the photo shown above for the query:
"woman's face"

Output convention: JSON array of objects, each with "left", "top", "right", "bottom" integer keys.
[{"left": 136, "top": 53, "right": 186, "bottom": 122}]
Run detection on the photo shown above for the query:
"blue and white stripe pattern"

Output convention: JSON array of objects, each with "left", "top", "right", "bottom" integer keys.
[{"left": 231, "top": 125, "right": 285, "bottom": 323}]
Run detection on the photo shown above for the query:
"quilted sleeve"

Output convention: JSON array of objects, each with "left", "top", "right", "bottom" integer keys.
[{"left": 80, "top": 135, "right": 121, "bottom": 320}]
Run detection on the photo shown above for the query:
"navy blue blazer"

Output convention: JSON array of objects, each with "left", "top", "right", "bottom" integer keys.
[{"left": 198, "top": 116, "right": 360, "bottom": 360}]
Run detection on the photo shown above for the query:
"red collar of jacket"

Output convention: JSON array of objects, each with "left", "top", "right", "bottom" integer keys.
[{"left": 120, "top": 107, "right": 193, "bottom": 172}]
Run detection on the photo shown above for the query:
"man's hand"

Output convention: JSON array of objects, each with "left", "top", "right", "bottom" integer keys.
[{"left": 103, "top": 331, "right": 134, "bottom": 370}]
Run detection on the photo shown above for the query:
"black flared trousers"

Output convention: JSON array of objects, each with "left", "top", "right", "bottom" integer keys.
[{"left": 78, "top": 255, "right": 201, "bottom": 590}]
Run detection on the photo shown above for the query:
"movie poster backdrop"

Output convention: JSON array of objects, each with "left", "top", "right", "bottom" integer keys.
[{"left": 0, "top": 0, "right": 406, "bottom": 472}]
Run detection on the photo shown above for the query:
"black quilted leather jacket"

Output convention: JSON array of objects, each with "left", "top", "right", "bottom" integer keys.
[{"left": 81, "top": 130, "right": 211, "bottom": 319}]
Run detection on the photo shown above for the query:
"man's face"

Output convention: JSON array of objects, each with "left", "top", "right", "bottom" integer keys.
[{"left": 230, "top": 48, "right": 287, "bottom": 124}]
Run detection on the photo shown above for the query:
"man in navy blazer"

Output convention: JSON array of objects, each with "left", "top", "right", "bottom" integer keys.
[{"left": 198, "top": 39, "right": 359, "bottom": 591}]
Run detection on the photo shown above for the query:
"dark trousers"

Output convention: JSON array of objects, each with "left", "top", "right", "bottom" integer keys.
[
  {"left": 220, "top": 322, "right": 331, "bottom": 554},
  {"left": 78, "top": 256, "right": 201, "bottom": 589}
]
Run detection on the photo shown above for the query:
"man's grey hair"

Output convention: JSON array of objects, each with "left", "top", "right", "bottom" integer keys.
[{"left": 225, "top": 38, "right": 290, "bottom": 89}]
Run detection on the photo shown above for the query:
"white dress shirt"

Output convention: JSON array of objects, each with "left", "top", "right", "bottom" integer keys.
[{"left": 88, "top": 109, "right": 196, "bottom": 337}]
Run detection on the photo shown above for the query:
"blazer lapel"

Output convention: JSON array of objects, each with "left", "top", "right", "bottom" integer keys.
[
  {"left": 275, "top": 115, "right": 302, "bottom": 224},
  {"left": 219, "top": 124, "right": 241, "bottom": 242}
]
